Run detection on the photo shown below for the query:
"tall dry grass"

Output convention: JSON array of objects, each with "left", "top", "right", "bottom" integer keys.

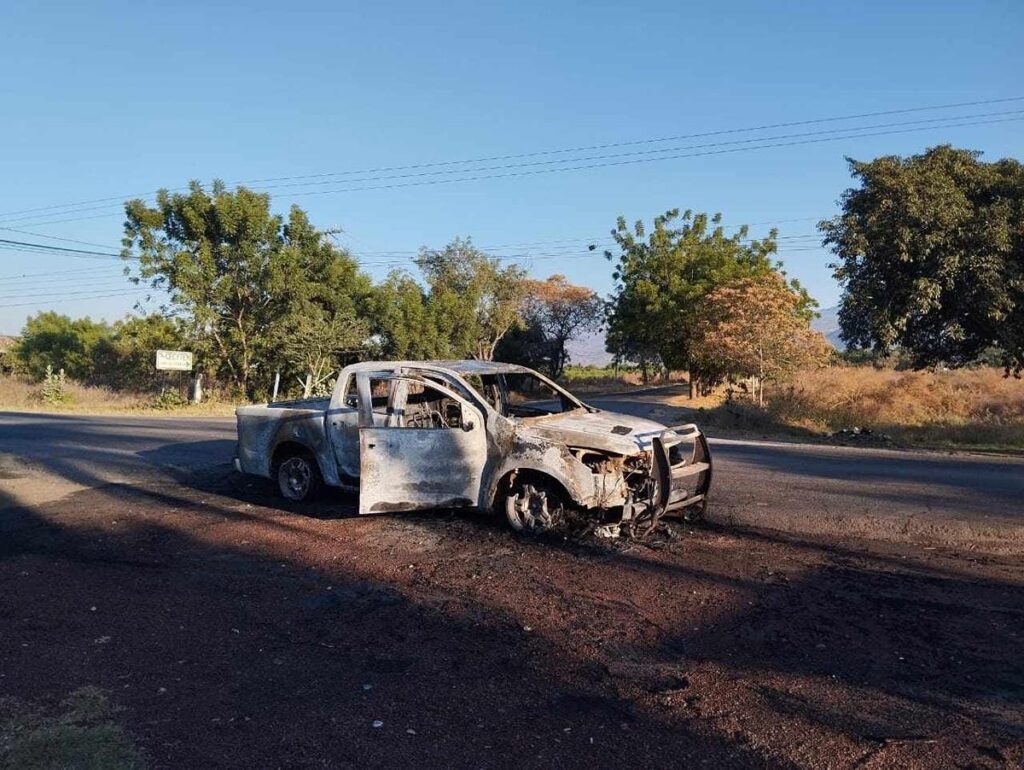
[
  {"left": 0, "top": 375, "right": 235, "bottom": 415},
  {"left": 766, "top": 366, "right": 1024, "bottom": 450}
]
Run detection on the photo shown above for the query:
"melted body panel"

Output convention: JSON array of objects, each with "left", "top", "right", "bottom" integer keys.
[{"left": 234, "top": 360, "right": 711, "bottom": 525}]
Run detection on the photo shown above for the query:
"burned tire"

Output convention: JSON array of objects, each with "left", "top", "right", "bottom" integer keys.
[
  {"left": 504, "top": 478, "right": 564, "bottom": 535},
  {"left": 276, "top": 450, "right": 322, "bottom": 503},
  {"left": 682, "top": 497, "right": 708, "bottom": 523}
]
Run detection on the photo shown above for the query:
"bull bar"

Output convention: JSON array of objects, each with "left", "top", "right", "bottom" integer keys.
[{"left": 652, "top": 423, "right": 712, "bottom": 519}]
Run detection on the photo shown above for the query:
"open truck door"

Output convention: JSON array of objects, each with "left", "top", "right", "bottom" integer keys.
[{"left": 356, "top": 372, "right": 487, "bottom": 514}]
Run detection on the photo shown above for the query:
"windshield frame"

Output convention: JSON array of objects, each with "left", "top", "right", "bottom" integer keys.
[{"left": 462, "top": 367, "right": 590, "bottom": 418}]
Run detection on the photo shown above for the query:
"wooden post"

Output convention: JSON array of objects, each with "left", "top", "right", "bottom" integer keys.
[{"left": 271, "top": 371, "right": 280, "bottom": 403}]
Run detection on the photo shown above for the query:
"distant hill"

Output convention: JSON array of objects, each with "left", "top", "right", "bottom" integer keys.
[
  {"left": 812, "top": 305, "right": 845, "bottom": 349},
  {"left": 565, "top": 329, "right": 613, "bottom": 366}
]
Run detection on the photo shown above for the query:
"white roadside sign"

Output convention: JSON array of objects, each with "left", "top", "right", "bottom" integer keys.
[{"left": 155, "top": 350, "right": 194, "bottom": 371}]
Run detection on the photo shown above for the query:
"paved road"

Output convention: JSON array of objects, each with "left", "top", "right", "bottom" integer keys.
[{"left": 1, "top": 409, "right": 1022, "bottom": 548}]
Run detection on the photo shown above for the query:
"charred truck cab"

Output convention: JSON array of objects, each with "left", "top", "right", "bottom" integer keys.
[{"left": 235, "top": 361, "right": 712, "bottom": 538}]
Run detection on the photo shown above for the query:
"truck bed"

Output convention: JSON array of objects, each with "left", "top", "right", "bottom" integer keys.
[{"left": 235, "top": 398, "right": 333, "bottom": 480}]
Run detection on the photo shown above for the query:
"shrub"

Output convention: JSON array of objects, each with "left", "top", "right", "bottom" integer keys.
[
  {"left": 151, "top": 388, "right": 188, "bottom": 410},
  {"left": 39, "top": 365, "right": 69, "bottom": 405}
]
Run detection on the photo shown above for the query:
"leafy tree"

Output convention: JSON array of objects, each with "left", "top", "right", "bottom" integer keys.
[
  {"left": 270, "top": 211, "right": 372, "bottom": 395},
  {"left": 370, "top": 271, "right": 444, "bottom": 359},
  {"left": 123, "top": 181, "right": 370, "bottom": 397},
  {"left": 821, "top": 145, "right": 1024, "bottom": 374},
  {"left": 690, "top": 273, "right": 832, "bottom": 405},
  {"left": 493, "top": 321, "right": 550, "bottom": 372},
  {"left": 13, "top": 312, "right": 111, "bottom": 381},
  {"left": 415, "top": 237, "right": 527, "bottom": 360},
  {"left": 518, "top": 274, "right": 603, "bottom": 378},
  {"left": 604, "top": 209, "right": 810, "bottom": 388},
  {"left": 92, "top": 314, "right": 188, "bottom": 391},
  {"left": 279, "top": 312, "right": 368, "bottom": 396}
]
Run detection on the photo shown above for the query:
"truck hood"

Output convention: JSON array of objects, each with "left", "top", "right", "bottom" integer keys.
[{"left": 517, "top": 409, "right": 669, "bottom": 455}]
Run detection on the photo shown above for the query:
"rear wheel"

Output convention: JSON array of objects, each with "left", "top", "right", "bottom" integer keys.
[{"left": 276, "top": 451, "right": 322, "bottom": 502}]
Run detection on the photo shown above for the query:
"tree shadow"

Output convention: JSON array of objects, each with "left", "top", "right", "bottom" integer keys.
[
  {"left": 402, "top": 512, "right": 1024, "bottom": 764},
  {"left": 4, "top": 415, "right": 1022, "bottom": 765},
  {"left": 0, "top": 480, "right": 781, "bottom": 768}
]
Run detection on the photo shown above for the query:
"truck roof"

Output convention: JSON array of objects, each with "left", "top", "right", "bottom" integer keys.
[{"left": 343, "top": 360, "right": 533, "bottom": 376}]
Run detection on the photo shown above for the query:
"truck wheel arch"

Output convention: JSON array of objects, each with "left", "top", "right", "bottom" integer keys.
[
  {"left": 487, "top": 468, "right": 575, "bottom": 512},
  {"left": 272, "top": 440, "right": 322, "bottom": 476}
]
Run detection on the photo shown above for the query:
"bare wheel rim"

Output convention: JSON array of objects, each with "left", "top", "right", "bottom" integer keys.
[
  {"left": 505, "top": 484, "right": 555, "bottom": 533},
  {"left": 279, "top": 457, "right": 313, "bottom": 501}
]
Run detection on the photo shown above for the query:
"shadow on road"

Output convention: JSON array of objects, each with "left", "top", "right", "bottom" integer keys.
[
  {"left": 3, "top": 417, "right": 1023, "bottom": 766},
  {"left": 0, "top": 477, "right": 783, "bottom": 768}
]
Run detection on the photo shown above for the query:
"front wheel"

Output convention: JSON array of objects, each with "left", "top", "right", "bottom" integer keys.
[
  {"left": 277, "top": 452, "right": 322, "bottom": 502},
  {"left": 505, "top": 480, "right": 562, "bottom": 535}
]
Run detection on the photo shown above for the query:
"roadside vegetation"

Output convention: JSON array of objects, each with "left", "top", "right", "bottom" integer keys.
[
  {"left": 768, "top": 365, "right": 1024, "bottom": 450},
  {"left": 687, "top": 365, "right": 1024, "bottom": 452},
  {"left": 0, "top": 687, "right": 144, "bottom": 770},
  {"left": 1, "top": 144, "right": 1021, "bottom": 447}
]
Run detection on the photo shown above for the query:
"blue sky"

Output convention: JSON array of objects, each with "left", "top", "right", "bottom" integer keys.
[{"left": 1, "top": 0, "right": 1021, "bottom": 334}]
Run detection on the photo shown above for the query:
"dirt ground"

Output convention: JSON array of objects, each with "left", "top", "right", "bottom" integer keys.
[{"left": 1, "top": 468, "right": 1022, "bottom": 769}]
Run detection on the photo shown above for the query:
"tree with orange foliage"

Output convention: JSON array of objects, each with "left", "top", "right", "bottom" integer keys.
[
  {"left": 519, "top": 275, "right": 603, "bottom": 378},
  {"left": 691, "top": 273, "right": 832, "bottom": 406}
]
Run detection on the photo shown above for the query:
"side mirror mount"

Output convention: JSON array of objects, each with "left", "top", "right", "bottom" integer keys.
[{"left": 462, "top": 418, "right": 475, "bottom": 432}]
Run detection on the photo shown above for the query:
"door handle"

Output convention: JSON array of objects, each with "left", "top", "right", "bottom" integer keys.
[{"left": 367, "top": 442, "right": 376, "bottom": 449}]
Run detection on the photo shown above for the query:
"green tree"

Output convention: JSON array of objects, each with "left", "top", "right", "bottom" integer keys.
[
  {"left": 370, "top": 271, "right": 444, "bottom": 360},
  {"left": 13, "top": 312, "right": 111, "bottom": 381},
  {"left": 270, "top": 211, "right": 373, "bottom": 395},
  {"left": 123, "top": 181, "right": 371, "bottom": 397},
  {"left": 415, "top": 237, "right": 527, "bottom": 360},
  {"left": 821, "top": 145, "right": 1024, "bottom": 374},
  {"left": 604, "top": 209, "right": 809, "bottom": 388}
]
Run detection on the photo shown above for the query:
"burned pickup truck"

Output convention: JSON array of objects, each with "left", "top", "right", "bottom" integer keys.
[{"left": 235, "top": 361, "right": 711, "bottom": 537}]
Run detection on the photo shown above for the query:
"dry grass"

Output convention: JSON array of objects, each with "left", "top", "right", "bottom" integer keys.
[
  {"left": 0, "top": 376, "right": 236, "bottom": 416},
  {"left": 765, "top": 366, "right": 1024, "bottom": 450},
  {"left": 650, "top": 365, "right": 1024, "bottom": 451}
]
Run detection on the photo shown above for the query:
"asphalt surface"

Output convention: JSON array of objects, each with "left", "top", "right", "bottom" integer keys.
[{"left": 1, "top": 404, "right": 1022, "bottom": 549}]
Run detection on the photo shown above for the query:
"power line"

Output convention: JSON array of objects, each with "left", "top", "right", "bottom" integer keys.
[
  {"left": 275, "top": 116, "right": 1024, "bottom": 200},
  {"left": 1, "top": 94, "right": 1020, "bottom": 222},
  {"left": 1, "top": 110, "right": 1015, "bottom": 227},
  {"left": 0, "top": 265, "right": 125, "bottom": 281},
  {"left": 0, "top": 290, "right": 150, "bottom": 310},
  {"left": 9, "top": 111, "right": 1016, "bottom": 231},
  {"left": 252, "top": 109, "right": 1024, "bottom": 193},
  {"left": 0, "top": 226, "right": 119, "bottom": 250},
  {"left": 0, "top": 280, "right": 142, "bottom": 301},
  {"left": 0, "top": 275, "right": 128, "bottom": 294},
  {"left": 0, "top": 238, "right": 125, "bottom": 260},
  {"left": 239, "top": 96, "right": 1024, "bottom": 184}
]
